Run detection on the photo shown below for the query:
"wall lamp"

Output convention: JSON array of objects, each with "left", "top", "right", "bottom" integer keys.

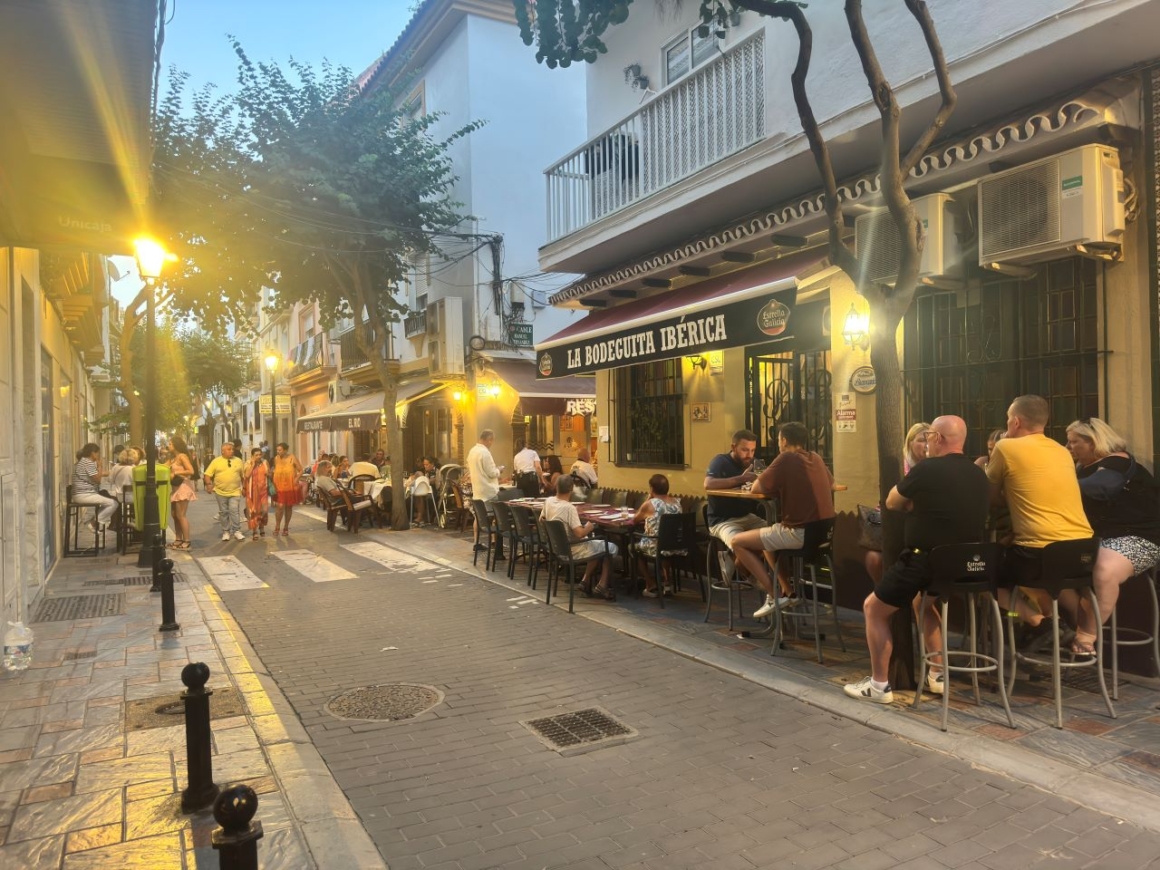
[
  {"left": 488, "top": 381, "right": 502, "bottom": 398},
  {"left": 841, "top": 305, "right": 871, "bottom": 351},
  {"left": 687, "top": 355, "right": 707, "bottom": 371}
]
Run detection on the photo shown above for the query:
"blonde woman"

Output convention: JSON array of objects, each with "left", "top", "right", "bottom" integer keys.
[
  {"left": 168, "top": 437, "right": 197, "bottom": 549},
  {"left": 1065, "top": 417, "right": 1160, "bottom": 656},
  {"left": 903, "top": 422, "right": 931, "bottom": 475},
  {"left": 272, "top": 442, "right": 304, "bottom": 536}
]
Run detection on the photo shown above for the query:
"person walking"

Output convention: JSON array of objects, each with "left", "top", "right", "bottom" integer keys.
[
  {"left": 271, "top": 442, "right": 303, "bottom": 536},
  {"left": 167, "top": 436, "right": 197, "bottom": 549},
  {"left": 203, "top": 442, "right": 246, "bottom": 541},
  {"left": 243, "top": 448, "right": 270, "bottom": 540}
]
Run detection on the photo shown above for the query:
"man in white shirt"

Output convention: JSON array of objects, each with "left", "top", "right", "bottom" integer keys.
[
  {"left": 512, "top": 438, "right": 544, "bottom": 498},
  {"left": 542, "top": 476, "right": 618, "bottom": 599},
  {"left": 467, "top": 429, "right": 506, "bottom": 559},
  {"left": 570, "top": 448, "right": 598, "bottom": 498}
]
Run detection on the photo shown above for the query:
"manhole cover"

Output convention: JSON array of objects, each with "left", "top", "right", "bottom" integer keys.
[
  {"left": 62, "top": 651, "right": 97, "bottom": 661},
  {"left": 325, "top": 684, "right": 443, "bottom": 722},
  {"left": 125, "top": 688, "right": 244, "bottom": 731},
  {"left": 32, "top": 594, "right": 124, "bottom": 623},
  {"left": 83, "top": 575, "right": 183, "bottom": 587},
  {"left": 521, "top": 707, "right": 637, "bottom": 756}
]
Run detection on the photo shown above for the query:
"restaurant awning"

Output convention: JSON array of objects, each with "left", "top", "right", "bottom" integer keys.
[
  {"left": 534, "top": 250, "right": 831, "bottom": 378},
  {"left": 296, "top": 382, "right": 447, "bottom": 433},
  {"left": 489, "top": 360, "right": 596, "bottom": 415}
]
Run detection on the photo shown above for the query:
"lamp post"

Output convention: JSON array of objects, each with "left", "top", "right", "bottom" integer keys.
[
  {"left": 264, "top": 352, "right": 280, "bottom": 447},
  {"left": 133, "top": 238, "right": 176, "bottom": 570}
]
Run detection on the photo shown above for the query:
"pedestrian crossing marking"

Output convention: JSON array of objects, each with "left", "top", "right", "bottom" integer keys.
[
  {"left": 272, "top": 549, "right": 357, "bottom": 583},
  {"left": 422, "top": 580, "right": 439, "bottom": 584},
  {"left": 341, "top": 541, "right": 433, "bottom": 574},
  {"left": 197, "top": 556, "right": 269, "bottom": 591}
]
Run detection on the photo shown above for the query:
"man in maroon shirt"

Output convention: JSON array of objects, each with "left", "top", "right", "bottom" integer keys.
[{"left": 731, "top": 421, "right": 835, "bottom": 618}]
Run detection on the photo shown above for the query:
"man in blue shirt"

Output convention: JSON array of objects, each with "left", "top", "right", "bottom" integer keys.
[{"left": 704, "top": 429, "right": 765, "bottom": 587}]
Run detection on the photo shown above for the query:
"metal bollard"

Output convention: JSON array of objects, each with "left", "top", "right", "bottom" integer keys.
[
  {"left": 148, "top": 532, "right": 164, "bottom": 592},
  {"left": 212, "top": 785, "right": 264, "bottom": 870},
  {"left": 158, "top": 558, "right": 180, "bottom": 633},
  {"left": 180, "top": 662, "right": 220, "bottom": 813}
]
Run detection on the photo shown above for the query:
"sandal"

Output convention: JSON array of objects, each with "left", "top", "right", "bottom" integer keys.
[
  {"left": 169, "top": 540, "right": 190, "bottom": 550},
  {"left": 1070, "top": 638, "right": 1096, "bottom": 657},
  {"left": 593, "top": 585, "right": 617, "bottom": 601},
  {"left": 252, "top": 532, "right": 259, "bottom": 541}
]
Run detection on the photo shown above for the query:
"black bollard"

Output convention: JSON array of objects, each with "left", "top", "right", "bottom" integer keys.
[
  {"left": 180, "top": 662, "right": 220, "bottom": 813},
  {"left": 211, "top": 785, "right": 264, "bottom": 870},
  {"left": 149, "top": 532, "right": 164, "bottom": 592},
  {"left": 158, "top": 558, "right": 180, "bottom": 633}
]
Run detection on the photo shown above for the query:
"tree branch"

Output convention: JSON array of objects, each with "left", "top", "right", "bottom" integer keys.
[{"left": 899, "top": 0, "right": 956, "bottom": 178}]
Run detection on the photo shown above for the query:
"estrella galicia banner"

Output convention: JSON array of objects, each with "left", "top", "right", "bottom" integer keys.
[{"left": 536, "top": 287, "right": 799, "bottom": 379}]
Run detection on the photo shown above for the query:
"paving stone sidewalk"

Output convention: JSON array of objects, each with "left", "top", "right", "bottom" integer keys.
[{"left": 0, "top": 539, "right": 383, "bottom": 869}]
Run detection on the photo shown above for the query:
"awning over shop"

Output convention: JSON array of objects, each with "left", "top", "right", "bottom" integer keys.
[
  {"left": 296, "top": 382, "right": 446, "bottom": 433},
  {"left": 535, "top": 250, "right": 830, "bottom": 378},
  {"left": 490, "top": 360, "right": 596, "bottom": 415}
]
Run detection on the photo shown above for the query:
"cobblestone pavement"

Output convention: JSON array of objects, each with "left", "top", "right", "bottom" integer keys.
[{"left": 201, "top": 502, "right": 1160, "bottom": 870}]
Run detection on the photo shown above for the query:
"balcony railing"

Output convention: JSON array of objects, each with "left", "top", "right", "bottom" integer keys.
[
  {"left": 288, "top": 333, "right": 331, "bottom": 377},
  {"left": 403, "top": 310, "right": 427, "bottom": 338},
  {"left": 545, "top": 31, "right": 765, "bottom": 243}
]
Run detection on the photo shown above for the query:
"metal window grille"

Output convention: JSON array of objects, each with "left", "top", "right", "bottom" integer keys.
[
  {"left": 745, "top": 348, "right": 833, "bottom": 469},
  {"left": 614, "top": 360, "right": 685, "bottom": 467}
]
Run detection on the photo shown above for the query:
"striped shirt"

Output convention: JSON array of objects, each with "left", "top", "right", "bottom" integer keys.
[{"left": 73, "top": 457, "right": 99, "bottom": 494}]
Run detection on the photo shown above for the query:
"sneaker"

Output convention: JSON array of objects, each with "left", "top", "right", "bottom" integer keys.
[
  {"left": 221, "top": 532, "right": 231, "bottom": 541},
  {"left": 642, "top": 588, "right": 659, "bottom": 598},
  {"left": 844, "top": 676, "right": 894, "bottom": 704},
  {"left": 753, "top": 594, "right": 777, "bottom": 619},
  {"left": 234, "top": 530, "right": 246, "bottom": 541},
  {"left": 716, "top": 551, "right": 736, "bottom": 588},
  {"left": 925, "top": 670, "right": 945, "bottom": 695}
]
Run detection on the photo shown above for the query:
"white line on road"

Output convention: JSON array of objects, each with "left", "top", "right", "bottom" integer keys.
[
  {"left": 272, "top": 549, "right": 357, "bottom": 583},
  {"left": 196, "top": 556, "right": 269, "bottom": 591},
  {"left": 342, "top": 541, "right": 434, "bottom": 574}
]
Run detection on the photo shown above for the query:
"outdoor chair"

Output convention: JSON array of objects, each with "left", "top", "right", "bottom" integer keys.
[
  {"left": 633, "top": 512, "right": 699, "bottom": 608},
  {"left": 508, "top": 504, "right": 546, "bottom": 589},
  {"left": 702, "top": 504, "right": 760, "bottom": 630},
  {"left": 469, "top": 499, "right": 499, "bottom": 571},
  {"left": 607, "top": 490, "right": 628, "bottom": 508},
  {"left": 1106, "top": 567, "right": 1160, "bottom": 700},
  {"left": 318, "top": 487, "right": 372, "bottom": 533},
  {"left": 541, "top": 517, "right": 609, "bottom": 614},
  {"left": 63, "top": 484, "right": 105, "bottom": 557},
  {"left": 491, "top": 501, "right": 520, "bottom": 578},
  {"left": 912, "top": 543, "right": 1014, "bottom": 732},
  {"left": 118, "top": 484, "right": 139, "bottom": 555},
  {"left": 770, "top": 517, "right": 845, "bottom": 664},
  {"left": 1006, "top": 537, "right": 1115, "bottom": 729}
]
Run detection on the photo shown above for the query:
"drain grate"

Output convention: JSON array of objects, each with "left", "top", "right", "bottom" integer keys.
[
  {"left": 83, "top": 574, "right": 185, "bottom": 588},
  {"left": 325, "top": 684, "right": 443, "bottom": 722},
  {"left": 521, "top": 707, "right": 637, "bottom": 756},
  {"left": 62, "top": 650, "right": 97, "bottom": 661},
  {"left": 125, "top": 688, "right": 244, "bottom": 731},
  {"left": 32, "top": 594, "right": 124, "bottom": 623}
]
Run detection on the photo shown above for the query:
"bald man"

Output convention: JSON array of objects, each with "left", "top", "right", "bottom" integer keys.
[{"left": 846, "top": 415, "right": 990, "bottom": 705}]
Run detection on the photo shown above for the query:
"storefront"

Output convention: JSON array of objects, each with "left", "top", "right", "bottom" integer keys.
[{"left": 296, "top": 382, "right": 447, "bottom": 463}]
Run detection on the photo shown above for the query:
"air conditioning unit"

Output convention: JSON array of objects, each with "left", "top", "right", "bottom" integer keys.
[
  {"left": 429, "top": 340, "right": 441, "bottom": 375},
  {"left": 426, "top": 302, "right": 439, "bottom": 336},
  {"left": 978, "top": 144, "right": 1125, "bottom": 268},
  {"left": 327, "top": 378, "right": 351, "bottom": 403},
  {"left": 854, "top": 193, "right": 962, "bottom": 288},
  {"left": 428, "top": 337, "right": 465, "bottom": 380}
]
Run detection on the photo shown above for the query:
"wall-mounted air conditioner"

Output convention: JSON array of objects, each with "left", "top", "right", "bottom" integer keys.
[
  {"left": 978, "top": 144, "right": 1124, "bottom": 268},
  {"left": 854, "top": 193, "right": 962, "bottom": 288},
  {"left": 327, "top": 378, "right": 351, "bottom": 403},
  {"left": 426, "top": 302, "right": 439, "bottom": 335}
]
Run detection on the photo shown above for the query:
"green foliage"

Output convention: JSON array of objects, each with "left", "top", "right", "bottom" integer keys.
[{"left": 179, "top": 330, "right": 254, "bottom": 402}]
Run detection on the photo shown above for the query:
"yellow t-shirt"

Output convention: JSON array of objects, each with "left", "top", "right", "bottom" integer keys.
[
  {"left": 203, "top": 455, "right": 245, "bottom": 497},
  {"left": 986, "top": 433, "right": 1092, "bottom": 547}
]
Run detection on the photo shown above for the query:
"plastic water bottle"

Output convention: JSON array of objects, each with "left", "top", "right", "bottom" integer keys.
[{"left": 3, "top": 621, "right": 33, "bottom": 672}]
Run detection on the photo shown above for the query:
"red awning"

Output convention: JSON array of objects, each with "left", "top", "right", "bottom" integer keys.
[{"left": 489, "top": 359, "right": 595, "bottom": 416}]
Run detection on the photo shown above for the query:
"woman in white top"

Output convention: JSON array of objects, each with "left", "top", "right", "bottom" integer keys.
[{"left": 109, "top": 448, "right": 138, "bottom": 503}]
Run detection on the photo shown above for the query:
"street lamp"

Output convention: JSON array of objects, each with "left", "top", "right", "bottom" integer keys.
[
  {"left": 265, "top": 352, "right": 280, "bottom": 446},
  {"left": 133, "top": 237, "right": 176, "bottom": 570}
]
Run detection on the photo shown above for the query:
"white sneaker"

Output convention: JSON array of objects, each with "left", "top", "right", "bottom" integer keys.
[
  {"left": 844, "top": 676, "right": 894, "bottom": 704},
  {"left": 221, "top": 531, "right": 231, "bottom": 541},
  {"left": 716, "top": 551, "right": 736, "bottom": 588},
  {"left": 753, "top": 595, "right": 777, "bottom": 619},
  {"left": 234, "top": 530, "right": 246, "bottom": 541},
  {"left": 925, "top": 670, "right": 945, "bottom": 695}
]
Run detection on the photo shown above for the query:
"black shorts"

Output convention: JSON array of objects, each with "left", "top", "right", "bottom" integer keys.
[
  {"left": 998, "top": 545, "right": 1043, "bottom": 589},
  {"left": 875, "top": 550, "right": 933, "bottom": 609}
]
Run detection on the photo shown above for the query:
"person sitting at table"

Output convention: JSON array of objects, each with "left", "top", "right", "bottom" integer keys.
[
  {"left": 404, "top": 458, "right": 435, "bottom": 526},
  {"left": 543, "top": 476, "right": 619, "bottom": 600},
  {"left": 335, "top": 456, "right": 351, "bottom": 480},
  {"left": 633, "top": 473, "right": 683, "bottom": 597},
  {"left": 541, "top": 455, "right": 565, "bottom": 496},
  {"left": 349, "top": 454, "right": 380, "bottom": 479},
  {"left": 570, "top": 447, "right": 599, "bottom": 497},
  {"left": 845, "top": 415, "right": 989, "bottom": 704},
  {"left": 729, "top": 422, "right": 835, "bottom": 619},
  {"left": 704, "top": 428, "right": 763, "bottom": 588}
]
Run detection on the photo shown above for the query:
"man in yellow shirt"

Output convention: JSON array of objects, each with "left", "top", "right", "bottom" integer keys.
[
  {"left": 987, "top": 394, "right": 1093, "bottom": 632},
  {"left": 203, "top": 442, "right": 247, "bottom": 541}
]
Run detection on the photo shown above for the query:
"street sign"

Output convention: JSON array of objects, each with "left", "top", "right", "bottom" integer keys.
[
  {"left": 259, "top": 395, "right": 292, "bottom": 415},
  {"left": 508, "top": 323, "right": 533, "bottom": 348}
]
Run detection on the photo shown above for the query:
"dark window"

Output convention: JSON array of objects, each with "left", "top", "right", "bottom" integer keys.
[
  {"left": 746, "top": 347, "right": 832, "bottom": 469},
  {"left": 903, "top": 257, "right": 1100, "bottom": 455},
  {"left": 613, "top": 360, "right": 684, "bottom": 467}
]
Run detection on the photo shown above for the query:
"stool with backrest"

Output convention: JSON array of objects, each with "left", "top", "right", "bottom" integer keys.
[
  {"left": 118, "top": 484, "right": 138, "bottom": 555},
  {"left": 491, "top": 501, "right": 519, "bottom": 578},
  {"left": 508, "top": 504, "right": 545, "bottom": 589},
  {"left": 634, "top": 512, "right": 698, "bottom": 609},
  {"left": 912, "top": 543, "right": 1014, "bottom": 732},
  {"left": 1006, "top": 537, "right": 1115, "bottom": 729},
  {"left": 469, "top": 499, "right": 498, "bottom": 570},
  {"left": 1106, "top": 567, "right": 1160, "bottom": 701},
  {"left": 701, "top": 504, "right": 758, "bottom": 630},
  {"left": 542, "top": 518, "right": 607, "bottom": 614},
  {"left": 64, "top": 484, "right": 105, "bottom": 557},
  {"left": 771, "top": 517, "right": 844, "bottom": 664}
]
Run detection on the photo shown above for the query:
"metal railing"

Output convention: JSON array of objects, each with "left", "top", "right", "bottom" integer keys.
[
  {"left": 545, "top": 31, "right": 765, "bottom": 242},
  {"left": 403, "top": 311, "right": 427, "bottom": 338}
]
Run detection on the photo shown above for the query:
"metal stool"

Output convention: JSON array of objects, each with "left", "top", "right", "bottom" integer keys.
[
  {"left": 1107, "top": 567, "right": 1160, "bottom": 700},
  {"left": 1006, "top": 538, "right": 1115, "bottom": 729},
  {"left": 63, "top": 484, "right": 106, "bottom": 557},
  {"left": 771, "top": 518, "right": 845, "bottom": 664},
  {"left": 912, "top": 543, "right": 1014, "bottom": 732}
]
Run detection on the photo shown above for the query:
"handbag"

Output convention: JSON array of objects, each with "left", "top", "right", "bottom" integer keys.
[
  {"left": 267, "top": 479, "right": 277, "bottom": 499},
  {"left": 857, "top": 504, "right": 883, "bottom": 551},
  {"left": 1078, "top": 455, "right": 1136, "bottom": 502},
  {"left": 171, "top": 475, "right": 185, "bottom": 488}
]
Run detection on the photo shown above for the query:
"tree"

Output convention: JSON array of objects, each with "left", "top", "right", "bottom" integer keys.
[
  {"left": 180, "top": 330, "right": 254, "bottom": 441},
  {"left": 151, "top": 47, "right": 482, "bottom": 529},
  {"left": 514, "top": 0, "right": 956, "bottom": 688}
]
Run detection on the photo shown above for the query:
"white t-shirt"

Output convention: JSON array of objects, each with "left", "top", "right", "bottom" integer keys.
[
  {"left": 571, "top": 459, "right": 598, "bottom": 488},
  {"left": 513, "top": 447, "right": 540, "bottom": 475},
  {"left": 467, "top": 442, "right": 500, "bottom": 501}
]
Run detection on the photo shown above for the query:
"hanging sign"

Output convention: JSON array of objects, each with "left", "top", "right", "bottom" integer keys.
[{"left": 850, "top": 366, "right": 877, "bottom": 394}]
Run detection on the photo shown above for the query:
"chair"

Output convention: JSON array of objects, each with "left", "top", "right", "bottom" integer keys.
[
  {"left": 1006, "top": 538, "right": 1115, "bottom": 729},
  {"left": 64, "top": 484, "right": 106, "bottom": 557},
  {"left": 1106, "top": 567, "right": 1160, "bottom": 700},
  {"left": 584, "top": 487, "right": 604, "bottom": 505},
  {"left": 491, "top": 502, "right": 520, "bottom": 578},
  {"left": 770, "top": 518, "right": 845, "bottom": 664},
  {"left": 912, "top": 543, "right": 1014, "bottom": 732},
  {"left": 701, "top": 504, "right": 759, "bottom": 631},
  {"left": 469, "top": 499, "right": 499, "bottom": 570},
  {"left": 633, "top": 513, "right": 698, "bottom": 608},
  {"left": 447, "top": 483, "right": 470, "bottom": 533},
  {"left": 541, "top": 518, "right": 609, "bottom": 614},
  {"left": 118, "top": 484, "right": 138, "bottom": 555},
  {"left": 318, "top": 487, "right": 370, "bottom": 533},
  {"left": 607, "top": 490, "right": 628, "bottom": 508},
  {"left": 509, "top": 505, "right": 546, "bottom": 589}
]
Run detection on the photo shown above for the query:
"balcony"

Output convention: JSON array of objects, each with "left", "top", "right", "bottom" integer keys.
[
  {"left": 287, "top": 334, "right": 332, "bottom": 379},
  {"left": 403, "top": 310, "right": 427, "bottom": 338},
  {"left": 545, "top": 32, "right": 764, "bottom": 244}
]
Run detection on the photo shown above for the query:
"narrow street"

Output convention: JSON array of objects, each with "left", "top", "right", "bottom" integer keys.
[{"left": 186, "top": 497, "right": 1160, "bottom": 870}]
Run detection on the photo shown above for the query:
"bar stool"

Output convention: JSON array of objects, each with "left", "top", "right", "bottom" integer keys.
[
  {"left": 64, "top": 484, "right": 105, "bottom": 557},
  {"left": 1106, "top": 567, "right": 1160, "bottom": 700},
  {"left": 1005, "top": 538, "right": 1116, "bottom": 729},
  {"left": 771, "top": 517, "right": 844, "bottom": 664},
  {"left": 701, "top": 506, "right": 759, "bottom": 631},
  {"left": 912, "top": 543, "right": 1014, "bottom": 732}
]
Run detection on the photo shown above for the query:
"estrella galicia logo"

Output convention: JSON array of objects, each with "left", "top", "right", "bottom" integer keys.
[
  {"left": 757, "top": 299, "right": 790, "bottom": 336},
  {"left": 538, "top": 353, "right": 554, "bottom": 377}
]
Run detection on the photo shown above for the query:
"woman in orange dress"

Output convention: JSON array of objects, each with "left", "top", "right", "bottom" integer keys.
[
  {"left": 272, "top": 442, "right": 304, "bottom": 536},
  {"left": 243, "top": 448, "right": 269, "bottom": 540}
]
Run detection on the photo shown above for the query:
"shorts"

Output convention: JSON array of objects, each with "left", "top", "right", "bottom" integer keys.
[
  {"left": 710, "top": 514, "right": 767, "bottom": 550},
  {"left": 1102, "top": 536, "right": 1160, "bottom": 576},
  {"left": 875, "top": 550, "right": 934, "bottom": 609},
  {"left": 573, "top": 539, "right": 619, "bottom": 561},
  {"left": 759, "top": 523, "right": 805, "bottom": 552},
  {"left": 999, "top": 545, "right": 1043, "bottom": 589}
]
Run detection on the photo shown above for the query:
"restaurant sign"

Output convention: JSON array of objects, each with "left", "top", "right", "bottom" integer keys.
[{"left": 537, "top": 287, "right": 798, "bottom": 379}]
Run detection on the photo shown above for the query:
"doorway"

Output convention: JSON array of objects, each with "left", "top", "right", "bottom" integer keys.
[{"left": 746, "top": 347, "right": 832, "bottom": 468}]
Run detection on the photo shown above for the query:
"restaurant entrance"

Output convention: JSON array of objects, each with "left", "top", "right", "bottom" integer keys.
[{"left": 746, "top": 347, "right": 833, "bottom": 469}]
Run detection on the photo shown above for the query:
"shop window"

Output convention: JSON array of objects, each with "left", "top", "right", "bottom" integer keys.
[
  {"left": 613, "top": 359, "right": 684, "bottom": 467},
  {"left": 903, "top": 257, "right": 1100, "bottom": 455}
]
